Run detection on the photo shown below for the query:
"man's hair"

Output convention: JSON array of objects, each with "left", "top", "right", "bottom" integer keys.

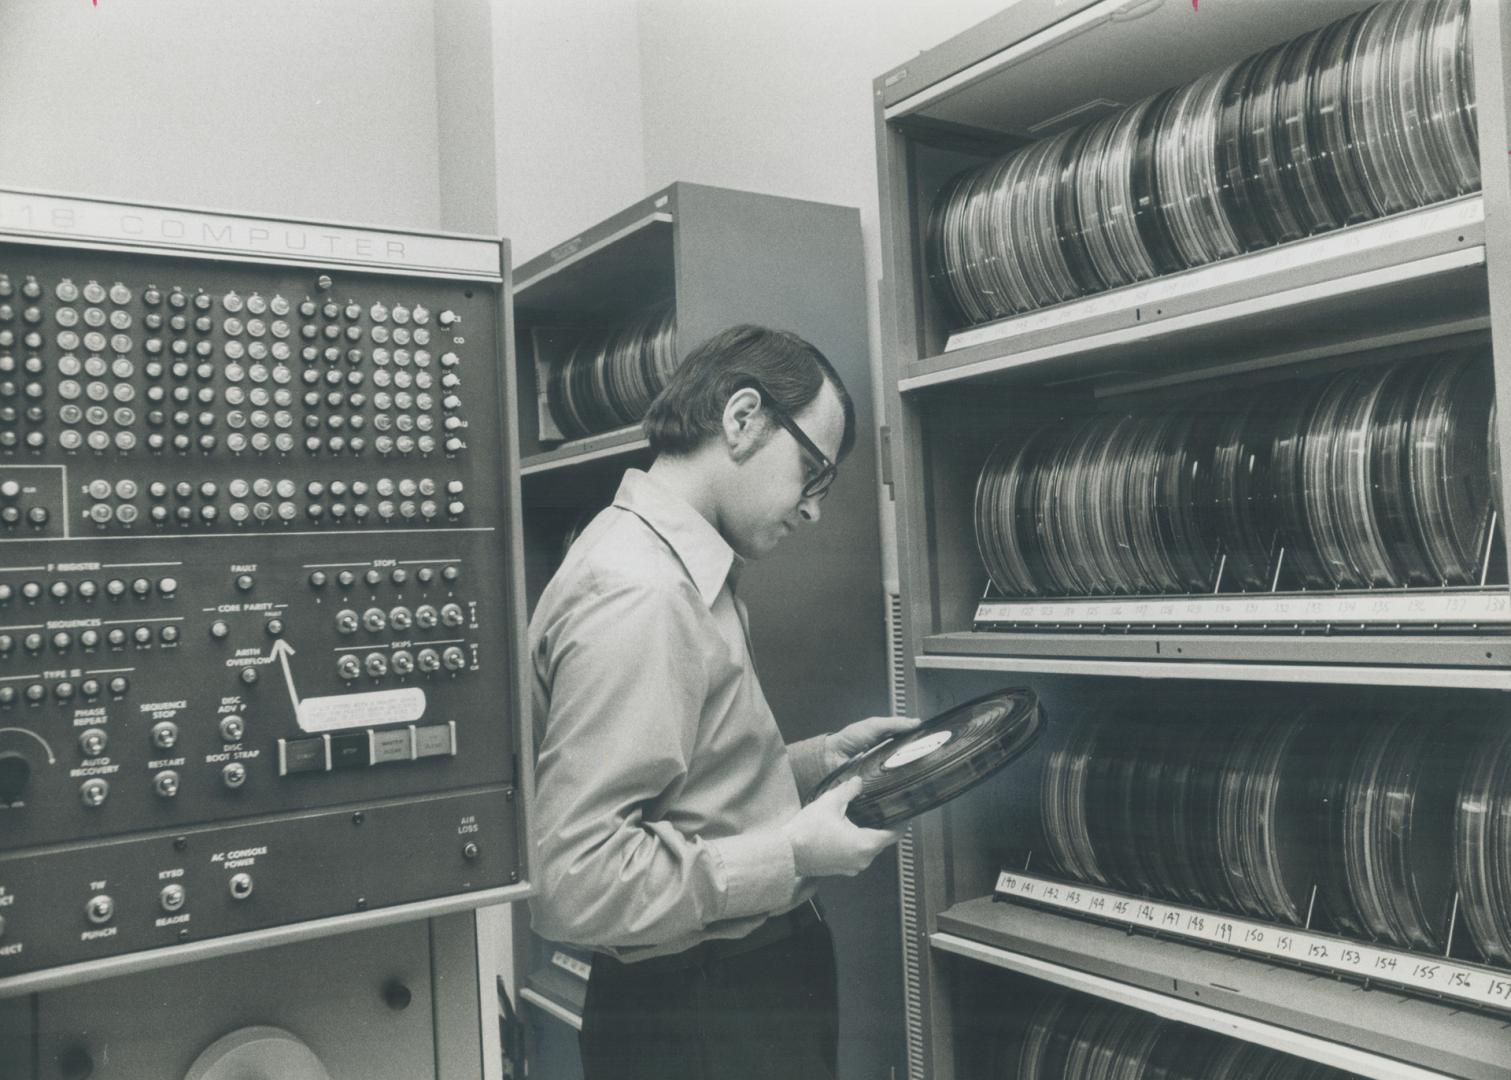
[{"left": 643, "top": 325, "right": 857, "bottom": 460}]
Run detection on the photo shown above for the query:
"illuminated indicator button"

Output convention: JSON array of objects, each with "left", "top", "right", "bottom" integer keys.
[
  {"left": 157, "top": 577, "right": 177, "bottom": 596},
  {"left": 160, "top": 625, "right": 179, "bottom": 644},
  {"left": 417, "top": 648, "right": 441, "bottom": 673},
  {"left": 0, "top": 687, "right": 14, "bottom": 706},
  {"left": 442, "top": 565, "right": 459, "bottom": 583},
  {"left": 414, "top": 722, "right": 455, "bottom": 758},
  {"left": 439, "top": 352, "right": 459, "bottom": 368},
  {"left": 364, "top": 652, "right": 389, "bottom": 677},
  {"left": 239, "top": 667, "right": 258, "bottom": 686},
  {"left": 440, "top": 603, "right": 464, "bottom": 627},
  {"left": 49, "top": 580, "right": 70, "bottom": 600},
  {"left": 85, "top": 893, "right": 114, "bottom": 922},
  {"left": 193, "top": 292, "right": 212, "bottom": 311},
  {"left": 369, "top": 727, "right": 412, "bottom": 764},
  {"left": 392, "top": 305, "right": 411, "bottom": 325},
  {"left": 278, "top": 735, "right": 328, "bottom": 775},
  {"left": 336, "top": 654, "right": 361, "bottom": 680},
  {"left": 330, "top": 731, "right": 367, "bottom": 770},
  {"left": 54, "top": 681, "right": 75, "bottom": 700},
  {"left": 228, "top": 873, "right": 254, "bottom": 900},
  {"left": 80, "top": 629, "right": 99, "bottom": 648},
  {"left": 107, "top": 628, "right": 127, "bottom": 647},
  {"left": 308, "top": 570, "right": 327, "bottom": 588},
  {"left": 210, "top": 620, "right": 230, "bottom": 639},
  {"left": 109, "top": 676, "right": 128, "bottom": 695},
  {"left": 222, "top": 762, "right": 247, "bottom": 789},
  {"left": 0, "top": 634, "right": 10, "bottom": 652},
  {"left": 153, "top": 770, "right": 179, "bottom": 798},
  {"left": 133, "top": 626, "right": 152, "bottom": 645},
  {"left": 77, "top": 579, "right": 98, "bottom": 599},
  {"left": 22, "top": 633, "right": 42, "bottom": 653},
  {"left": 131, "top": 577, "right": 151, "bottom": 597},
  {"left": 20, "top": 581, "right": 41, "bottom": 601},
  {"left": 219, "top": 715, "right": 245, "bottom": 741},
  {"left": 87, "top": 478, "right": 111, "bottom": 500},
  {"left": 391, "top": 649, "right": 414, "bottom": 675},
  {"left": 52, "top": 631, "right": 72, "bottom": 651},
  {"left": 80, "top": 779, "right": 110, "bottom": 808},
  {"left": 421, "top": 501, "right": 439, "bottom": 520},
  {"left": 78, "top": 727, "right": 108, "bottom": 756},
  {"left": 251, "top": 500, "right": 272, "bottom": 520},
  {"left": 151, "top": 721, "right": 178, "bottom": 749},
  {"left": 160, "top": 884, "right": 186, "bottom": 911},
  {"left": 337, "top": 570, "right": 357, "bottom": 588},
  {"left": 235, "top": 574, "right": 255, "bottom": 592},
  {"left": 0, "top": 480, "right": 19, "bottom": 499},
  {"left": 24, "top": 682, "right": 44, "bottom": 702}
]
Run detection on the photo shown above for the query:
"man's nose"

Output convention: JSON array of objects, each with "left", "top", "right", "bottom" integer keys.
[{"left": 798, "top": 495, "right": 822, "bottom": 524}]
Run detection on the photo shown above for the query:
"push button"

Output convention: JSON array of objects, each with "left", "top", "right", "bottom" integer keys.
[
  {"left": 369, "top": 727, "right": 414, "bottom": 765},
  {"left": 330, "top": 731, "right": 367, "bottom": 770},
  {"left": 413, "top": 721, "right": 456, "bottom": 759},
  {"left": 278, "top": 735, "right": 329, "bottom": 776}
]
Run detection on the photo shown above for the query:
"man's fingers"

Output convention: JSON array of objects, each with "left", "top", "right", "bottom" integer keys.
[{"left": 822, "top": 775, "right": 865, "bottom": 808}]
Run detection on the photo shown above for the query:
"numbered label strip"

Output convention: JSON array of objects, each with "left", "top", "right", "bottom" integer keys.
[
  {"left": 994, "top": 871, "right": 1511, "bottom": 1014},
  {"left": 975, "top": 590, "right": 1511, "bottom": 629}
]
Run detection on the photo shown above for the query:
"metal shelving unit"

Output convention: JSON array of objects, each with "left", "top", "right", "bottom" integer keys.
[
  {"left": 509, "top": 183, "right": 898, "bottom": 1080},
  {"left": 874, "top": 1, "right": 1511, "bottom": 1077}
]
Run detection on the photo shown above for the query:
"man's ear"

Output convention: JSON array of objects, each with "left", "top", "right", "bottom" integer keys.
[{"left": 721, "top": 386, "right": 766, "bottom": 462}]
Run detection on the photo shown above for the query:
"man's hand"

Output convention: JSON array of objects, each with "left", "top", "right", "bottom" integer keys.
[
  {"left": 822, "top": 715, "right": 922, "bottom": 774},
  {"left": 781, "top": 777, "right": 901, "bottom": 878}
]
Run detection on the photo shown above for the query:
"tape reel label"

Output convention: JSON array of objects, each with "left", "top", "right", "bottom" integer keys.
[{"left": 883, "top": 730, "right": 954, "bottom": 770}]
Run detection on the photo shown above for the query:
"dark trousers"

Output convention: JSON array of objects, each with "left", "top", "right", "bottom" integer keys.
[{"left": 580, "top": 912, "right": 838, "bottom": 1080}]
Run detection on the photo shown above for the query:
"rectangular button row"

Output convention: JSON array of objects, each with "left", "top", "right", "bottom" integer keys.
[{"left": 278, "top": 720, "right": 457, "bottom": 775}]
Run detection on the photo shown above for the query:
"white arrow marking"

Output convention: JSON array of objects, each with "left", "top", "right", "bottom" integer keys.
[
  {"left": 270, "top": 638, "right": 299, "bottom": 710},
  {"left": 0, "top": 727, "right": 56, "bottom": 763}
]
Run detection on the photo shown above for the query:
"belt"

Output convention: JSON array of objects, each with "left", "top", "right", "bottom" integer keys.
[{"left": 601, "top": 899, "right": 823, "bottom": 976}]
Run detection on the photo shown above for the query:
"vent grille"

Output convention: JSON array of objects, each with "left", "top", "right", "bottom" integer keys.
[{"left": 888, "top": 592, "right": 925, "bottom": 1080}]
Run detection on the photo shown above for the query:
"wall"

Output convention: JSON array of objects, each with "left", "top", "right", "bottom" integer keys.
[
  {"left": 0, "top": 0, "right": 453, "bottom": 229},
  {"left": 493, "top": 0, "right": 649, "bottom": 263}
]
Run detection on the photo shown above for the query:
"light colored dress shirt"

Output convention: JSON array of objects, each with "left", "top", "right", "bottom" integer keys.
[{"left": 527, "top": 469, "right": 831, "bottom": 961}]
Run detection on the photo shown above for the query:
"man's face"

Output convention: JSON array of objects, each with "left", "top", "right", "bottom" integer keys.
[{"left": 722, "top": 383, "right": 846, "bottom": 560}]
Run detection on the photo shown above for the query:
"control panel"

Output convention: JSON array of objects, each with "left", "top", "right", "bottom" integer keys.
[{"left": 0, "top": 192, "right": 523, "bottom": 989}]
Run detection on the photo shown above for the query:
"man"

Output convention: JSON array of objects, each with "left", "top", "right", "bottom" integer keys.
[{"left": 528, "top": 324, "right": 917, "bottom": 1080}]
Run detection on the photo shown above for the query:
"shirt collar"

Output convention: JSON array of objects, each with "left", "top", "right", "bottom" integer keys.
[{"left": 612, "top": 469, "right": 737, "bottom": 607}]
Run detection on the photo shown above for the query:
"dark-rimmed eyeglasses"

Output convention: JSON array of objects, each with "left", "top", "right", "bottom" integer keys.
[{"left": 735, "top": 378, "right": 838, "bottom": 501}]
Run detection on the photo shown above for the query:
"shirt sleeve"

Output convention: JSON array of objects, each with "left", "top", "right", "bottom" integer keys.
[
  {"left": 528, "top": 574, "right": 799, "bottom": 950},
  {"left": 785, "top": 734, "right": 835, "bottom": 803}
]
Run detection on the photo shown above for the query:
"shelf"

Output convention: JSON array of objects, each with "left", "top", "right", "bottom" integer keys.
[
  {"left": 992, "top": 871, "right": 1511, "bottom": 1017},
  {"left": 513, "top": 204, "right": 674, "bottom": 313},
  {"left": 900, "top": 199, "right": 1486, "bottom": 394},
  {"left": 972, "top": 588, "right": 1511, "bottom": 630},
  {"left": 914, "top": 650, "right": 1511, "bottom": 690},
  {"left": 935, "top": 897, "right": 1511, "bottom": 1080},
  {"left": 879, "top": 0, "right": 1374, "bottom": 127},
  {"left": 519, "top": 426, "right": 650, "bottom": 476},
  {"left": 520, "top": 985, "right": 583, "bottom": 1032}
]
